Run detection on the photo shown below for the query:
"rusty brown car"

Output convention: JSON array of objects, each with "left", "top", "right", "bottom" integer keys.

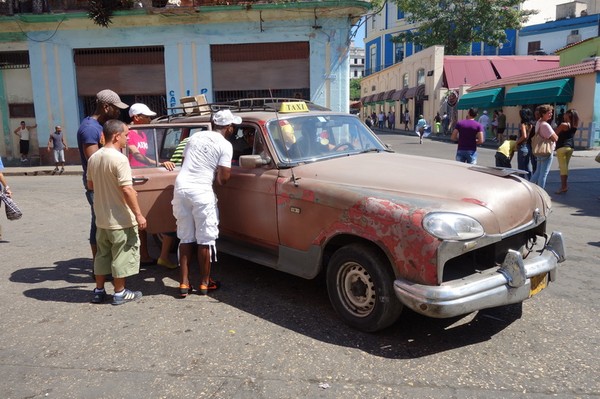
[{"left": 129, "top": 99, "right": 566, "bottom": 332}]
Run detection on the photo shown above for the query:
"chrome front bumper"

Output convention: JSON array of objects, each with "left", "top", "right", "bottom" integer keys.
[{"left": 394, "top": 231, "right": 566, "bottom": 318}]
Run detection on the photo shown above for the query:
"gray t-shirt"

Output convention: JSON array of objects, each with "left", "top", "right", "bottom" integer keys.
[{"left": 50, "top": 131, "right": 65, "bottom": 151}]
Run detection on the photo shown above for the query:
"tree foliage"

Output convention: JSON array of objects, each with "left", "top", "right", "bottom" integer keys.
[
  {"left": 350, "top": 78, "right": 362, "bottom": 100},
  {"left": 389, "top": 0, "right": 537, "bottom": 55}
]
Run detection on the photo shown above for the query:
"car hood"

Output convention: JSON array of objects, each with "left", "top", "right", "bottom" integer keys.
[{"left": 290, "top": 152, "right": 550, "bottom": 234}]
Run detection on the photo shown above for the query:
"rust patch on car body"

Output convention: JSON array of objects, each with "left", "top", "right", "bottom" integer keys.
[{"left": 314, "top": 197, "right": 440, "bottom": 286}]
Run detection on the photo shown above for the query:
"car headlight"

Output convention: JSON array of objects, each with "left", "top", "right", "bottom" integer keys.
[{"left": 422, "top": 212, "right": 484, "bottom": 241}]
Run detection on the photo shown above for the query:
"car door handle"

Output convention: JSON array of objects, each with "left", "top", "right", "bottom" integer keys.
[{"left": 132, "top": 177, "right": 149, "bottom": 184}]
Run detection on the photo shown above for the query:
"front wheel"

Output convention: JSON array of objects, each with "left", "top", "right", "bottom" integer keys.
[{"left": 326, "top": 244, "right": 402, "bottom": 332}]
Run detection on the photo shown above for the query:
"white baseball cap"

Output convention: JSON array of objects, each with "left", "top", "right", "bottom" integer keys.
[
  {"left": 129, "top": 103, "right": 157, "bottom": 118},
  {"left": 213, "top": 109, "right": 242, "bottom": 126}
]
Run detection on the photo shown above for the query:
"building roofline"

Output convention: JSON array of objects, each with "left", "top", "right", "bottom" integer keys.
[{"left": 468, "top": 58, "right": 600, "bottom": 91}]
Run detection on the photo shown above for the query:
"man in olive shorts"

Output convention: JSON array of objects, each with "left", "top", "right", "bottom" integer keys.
[{"left": 87, "top": 120, "right": 147, "bottom": 305}]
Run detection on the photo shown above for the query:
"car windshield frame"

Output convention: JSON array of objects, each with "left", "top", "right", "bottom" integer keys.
[{"left": 266, "top": 114, "right": 389, "bottom": 166}]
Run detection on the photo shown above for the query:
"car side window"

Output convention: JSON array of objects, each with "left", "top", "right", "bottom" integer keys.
[
  {"left": 160, "top": 128, "right": 183, "bottom": 161},
  {"left": 127, "top": 128, "right": 158, "bottom": 169},
  {"left": 231, "top": 125, "right": 258, "bottom": 163}
]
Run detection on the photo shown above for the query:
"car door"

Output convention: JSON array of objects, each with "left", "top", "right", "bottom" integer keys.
[
  {"left": 216, "top": 124, "right": 280, "bottom": 250},
  {"left": 130, "top": 123, "right": 210, "bottom": 234}
]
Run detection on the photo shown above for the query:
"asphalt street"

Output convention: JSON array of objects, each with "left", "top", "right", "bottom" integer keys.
[{"left": 0, "top": 133, "right": 599, "bottom": 398}]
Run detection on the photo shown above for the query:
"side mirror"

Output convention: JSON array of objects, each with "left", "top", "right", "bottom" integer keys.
[{"left": 239, "top": 155, "right": 270, "bottom": 169}]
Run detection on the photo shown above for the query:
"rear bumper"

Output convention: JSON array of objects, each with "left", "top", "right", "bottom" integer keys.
[{"left": 393, "top": 231, "right": 566, "bottom": 318}]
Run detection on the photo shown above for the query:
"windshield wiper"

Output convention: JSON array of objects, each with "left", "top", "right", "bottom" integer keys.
[{"left": 359, "top": 148, "right": 387, "bottom": 154}]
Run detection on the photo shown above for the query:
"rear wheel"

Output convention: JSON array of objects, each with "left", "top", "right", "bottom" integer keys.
[{"left": 326, "top": 244, "right": 402, "bottom": 332}]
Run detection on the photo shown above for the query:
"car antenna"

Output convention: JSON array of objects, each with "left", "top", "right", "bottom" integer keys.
[{"left": 270, "top": 88, "right": 299, "bottom": 187}]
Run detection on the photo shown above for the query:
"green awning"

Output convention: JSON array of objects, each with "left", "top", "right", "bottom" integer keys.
[
  {"left": 504, "top": 78, "right": 574, "bottom": 106},
  {"left": 457, "top": 87, "right": 504, "bottom": 110}
]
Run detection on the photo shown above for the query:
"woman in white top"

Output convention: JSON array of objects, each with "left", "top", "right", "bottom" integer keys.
[{"left": 530, "top": 104, "right": 559, "bottom": 189}]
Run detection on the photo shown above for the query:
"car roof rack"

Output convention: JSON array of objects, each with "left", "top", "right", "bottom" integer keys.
[{"left": 155, "top": 97, "right": 330, "bottom": 122}]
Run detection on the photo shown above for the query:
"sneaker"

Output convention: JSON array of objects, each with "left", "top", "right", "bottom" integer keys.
[
  {"left": 112, "top": 289, "right": 142, "bottom": 305},
  {"left": 52, "top": 167, "right": 58, "bottom": 175},
  {"left": 198, "top": 279, "right": 220, "bottom": 295},
  {"left": 157, "top": 257, "right": 178, "bottom": 269},
  {"left": 91, "top": 288, "right": 107, "bottom": 304},
  {"left": 59, "top": 168, "right": 64, "bottom": 175}
]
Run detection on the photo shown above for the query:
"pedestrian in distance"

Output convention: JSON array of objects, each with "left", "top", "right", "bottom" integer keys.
[
  {"left": 77, "top": 89, "right": 129, "bottom": 265},
  {"left": 172, "top": 109, "right": 241, "bottom": 298},
  {"left": 47, "top": 125, "right": 68, "bottom": 175},
  {"left": 434, "top": 112, "right": 442, "bottom": 135},
  {"left": 14, "top": 120, "right": 37, "bottom": 163},
  {"left": 451, "top": 108, "right": 485, "bottom": 164},
  {"left": 387, "top": 110, "right": 395, "bottom": 130},
  {"left": 554, "top": 109, "right": 579, "bottom": 194},
  {"left": 530, "top": 104, "right": 559, "bottom": 190},
  {"left": 495, "top": 135, "right": 518, "bottom": 168},
  {"left": 416, "top": 115, "right": 427, "bottom": 144},
  {"left": 403, "top": 110, "right": 411, "bottom": 130},
  {"left": 516, "top": 108, "right": 535, "bottom": 179},
  {"left": 478, "top": 110, "right": 490, "bottom": 141},
  {"left": 441, "top": 112, "right": 450, "bottom": 135},
  {"left": 496, "top": 109, "right": 507, "bottom": 143},
  {"left": 87, "top": 120, "right": 146, "bottom": 305}
]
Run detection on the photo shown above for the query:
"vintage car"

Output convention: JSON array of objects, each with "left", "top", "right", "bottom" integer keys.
[{"left": 129, "top": 99, "right": 566, "bottom": 332}]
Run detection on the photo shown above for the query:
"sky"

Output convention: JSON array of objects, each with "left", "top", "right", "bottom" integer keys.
[{"left": 352, "top": 0, "right": 567, "bottom": 48}]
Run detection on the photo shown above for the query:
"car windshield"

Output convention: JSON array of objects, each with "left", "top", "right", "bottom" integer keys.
[{"left": 267, "top": 114, "right": 388, "bottom": 164}]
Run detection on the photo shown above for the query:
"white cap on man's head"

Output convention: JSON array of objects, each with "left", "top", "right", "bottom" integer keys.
[
  {"left": 213, "top": 109, "right": 242, "bottom": 126},
  {"left": 483, "top": 110, "right": 488, "bottom": 114},
  {"left": 96, "top": 89, "right": 128, "bottom": 109},
  {"left": 129, "top": 103, "right": 157, "bottom": 118}
]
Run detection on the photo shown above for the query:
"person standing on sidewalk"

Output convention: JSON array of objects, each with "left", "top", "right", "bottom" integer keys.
[
  {"left": 496, "top": 109, "right": 507, "bottom": 143},
  {"left": 172, "top": 109, "right": 240, "bottom": 297},
  {"left": 451, "top": 108, "right": 485, "bottom": 164},
  {"left": 47, "top": 125, "right": 68, "bottom": 175},
  {"left": 13, "top": 121, "right": 37, "bottom": 163},
  {"left": 530, "top": 104, "right": 558, "bottom": 190},
  {"left": 478, "top": 110, "right": 490, "bottom": 140},
  {"left": 0, "top": 157, "right": 13, "bottom": 241},
  {"left": 87, "top": 119, "right": 146, "bottom": 305},
  {"left": 403, "top": 110, "right": 411, "bottom": 130},
  {"left": 77, "top": 89, "right": 128, "bottom": 264},
  {"left": 554, "top": 109, "right": 579, "bottom": 194},
  {"left": 516, "top": 108, "right": 534, "bottom": 179},
  {"left": 387, "top": 110, "right": 395, "bottom": 130}
]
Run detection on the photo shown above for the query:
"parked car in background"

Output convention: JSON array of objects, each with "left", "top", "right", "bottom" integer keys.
[{"left": 129, "top": 98, "right": 566, "bottom": 332}]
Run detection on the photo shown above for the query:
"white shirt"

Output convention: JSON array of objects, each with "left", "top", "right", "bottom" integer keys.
[
  {"left": 478, "top": 114, "right": 490, "bottom": 127},
  {"left": 175, "top": 130, "right": 233, "bottom": 192},
  {"left": 18, "top": 128, "right": 30, "bottom": 141}
]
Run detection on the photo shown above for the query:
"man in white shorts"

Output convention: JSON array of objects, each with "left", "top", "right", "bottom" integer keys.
[
  {"left": 47, "top": 125, "right": 68, "bottom": 174},
  {"left": 172, "top": 109, "right": 240, "bottom": 297}
]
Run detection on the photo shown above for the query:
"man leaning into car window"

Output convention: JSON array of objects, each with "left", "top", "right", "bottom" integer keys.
[{"left": 172, "top": 109, "right": 240, "bottom": 298}]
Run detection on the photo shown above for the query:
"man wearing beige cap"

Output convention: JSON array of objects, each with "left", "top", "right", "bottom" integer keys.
[
  {"left": 172, "top": 109, "right": 240, "bottom": 297},
  {"left": 77, "top": 89, "right": 128, "bottom": 269}
]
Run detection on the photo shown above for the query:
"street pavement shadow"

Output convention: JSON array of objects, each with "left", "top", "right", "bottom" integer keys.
[
  {"left": 547, "top": 168, "right": 600, "bottom": 218},
  {"left": 208, "top": 253, "right": 522, "bottom": 359},
  {"left": 10, "top": 257, "right": 178, "bottom": 304}
]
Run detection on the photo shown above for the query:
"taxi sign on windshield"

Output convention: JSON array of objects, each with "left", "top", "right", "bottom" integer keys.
[{"left": 279, "top": 101, "right": 309, "bottom": 113}]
